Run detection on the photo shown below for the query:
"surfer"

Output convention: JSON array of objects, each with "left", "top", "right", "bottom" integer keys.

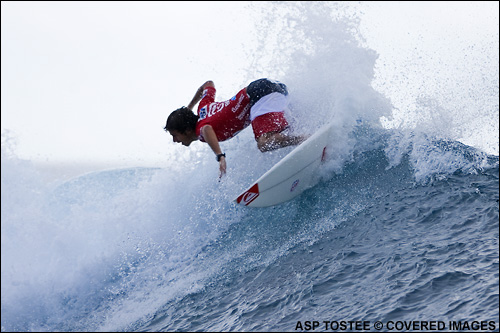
[{"left": 165, "top": 78, "right": 304, "bottom": 177}]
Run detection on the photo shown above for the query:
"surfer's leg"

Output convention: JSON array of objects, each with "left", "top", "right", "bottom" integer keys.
[
  {"left": 252, "top": 111, "right": 305, "bottom": 152},
  {"left": 256, "top": 131, "right": 305, "bottom": 152},
  {"left": 248, "top": 81, "right": 305, "bottom": 152}
]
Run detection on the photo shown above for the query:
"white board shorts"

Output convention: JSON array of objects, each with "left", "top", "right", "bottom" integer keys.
[{"left": 250, "top": 92, "right": 289, "bottom": 121}]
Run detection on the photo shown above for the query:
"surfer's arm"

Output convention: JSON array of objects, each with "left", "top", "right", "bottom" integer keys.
[
  {"left": 187, "top": 81, "right": 215, "bottom": 111},
  {"left": 201, "top": 125, "right": 226, "bottom": 177}
]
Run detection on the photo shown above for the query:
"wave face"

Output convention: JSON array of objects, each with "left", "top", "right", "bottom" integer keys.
[{"left": 1, "top": 2, "right": 498, "bottom": 332}]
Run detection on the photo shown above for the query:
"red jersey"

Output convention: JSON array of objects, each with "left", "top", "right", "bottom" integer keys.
[{"left": 196, "top": 87, "right": 251, "bottom": 142}]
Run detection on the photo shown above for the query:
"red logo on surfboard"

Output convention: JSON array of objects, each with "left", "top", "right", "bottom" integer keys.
[
  {"left": 290, "top": 179, "right": 300, "bottom": 192},
  {"left": 321, "top": 146, "right": 327, "bottom": 162},
  {"left": 236, "top": 183, "right": 260, "bottom": 206}
]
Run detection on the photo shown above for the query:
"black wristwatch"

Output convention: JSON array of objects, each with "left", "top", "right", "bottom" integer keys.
[{"left": 216, "top": 153, "right": 226, "bottom": 162}]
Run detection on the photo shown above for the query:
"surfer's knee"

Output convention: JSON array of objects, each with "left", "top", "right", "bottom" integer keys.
[
  {"left": 257, "top": 132, "right": 306, "bottom": 152},
  {"left": 256, "top": 133, "right": 277, "bottom": 152},
  {"left": 256, "top": 132, "right": 291, "bottom": 152},
  {"left": 258, "top": 144, "right": 269, "bottom": 153}
]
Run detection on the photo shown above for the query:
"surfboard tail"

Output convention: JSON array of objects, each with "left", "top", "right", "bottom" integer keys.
[{"left": 234, "top": 123, "right": 334, "bottom": 207}]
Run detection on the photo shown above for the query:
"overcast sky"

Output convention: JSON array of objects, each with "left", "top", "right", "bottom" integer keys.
[
  {"left": 1, "top": 1, "right": 256, "bottom": 168},
  {"left": 2, "top": 1, "right": 498, "bottom": 172}
]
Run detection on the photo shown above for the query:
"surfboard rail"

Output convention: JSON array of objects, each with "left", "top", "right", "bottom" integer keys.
[{"left": 234, "top": 123, "right": 333, "bottom": 207}]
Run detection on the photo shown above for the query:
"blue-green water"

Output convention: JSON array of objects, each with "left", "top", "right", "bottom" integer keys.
[{"left": 2, "top": 128, "right": 498, "bottom": 331}]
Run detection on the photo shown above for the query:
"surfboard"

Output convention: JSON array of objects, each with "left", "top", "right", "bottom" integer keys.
[{"left": 235, "top": 123, "right": 334, "bottom": 207}]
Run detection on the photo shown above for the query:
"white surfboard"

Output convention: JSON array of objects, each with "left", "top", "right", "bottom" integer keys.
[{"left": 235, "top": 123, "right": 334, "bottom": 207}]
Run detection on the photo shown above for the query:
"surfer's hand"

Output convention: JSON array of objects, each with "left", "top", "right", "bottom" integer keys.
[{"left": 219, "top": 157, "right": 226, "bottom": 178}]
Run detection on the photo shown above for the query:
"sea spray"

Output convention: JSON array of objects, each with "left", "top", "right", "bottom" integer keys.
[{"left": 1, "top": 142, "right": 247, "bottom": 331}]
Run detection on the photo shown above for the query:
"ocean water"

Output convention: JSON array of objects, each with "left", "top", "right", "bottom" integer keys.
[{"left": 1, "top": 2, "right": 499, "bottom": 332}]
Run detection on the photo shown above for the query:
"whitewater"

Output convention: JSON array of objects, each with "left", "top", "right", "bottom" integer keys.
[{"left": 1, "top": 2, "right": 498, "bottom": 332}]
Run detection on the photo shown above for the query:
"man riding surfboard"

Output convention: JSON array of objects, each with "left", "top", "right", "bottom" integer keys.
[{"left": 165, "top": 78, "right": 304, "bottom": 177}]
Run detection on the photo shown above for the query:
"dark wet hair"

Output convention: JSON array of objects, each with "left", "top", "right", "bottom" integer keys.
[{"left": 164, "top": 107, "right": 199, "bottom": 134}]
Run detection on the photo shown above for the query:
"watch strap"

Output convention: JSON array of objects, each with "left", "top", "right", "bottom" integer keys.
[{"left": 216, "top": 153, "right": 226, "bottom": 162}]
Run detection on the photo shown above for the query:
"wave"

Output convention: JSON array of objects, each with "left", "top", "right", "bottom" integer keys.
[{"left": 1, "top": 122, "right": 497, "bottom": 331}]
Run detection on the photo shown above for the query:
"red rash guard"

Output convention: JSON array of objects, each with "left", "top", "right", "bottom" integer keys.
[{"left": 195, "top": 87, "right": 251, "bottom": 142}]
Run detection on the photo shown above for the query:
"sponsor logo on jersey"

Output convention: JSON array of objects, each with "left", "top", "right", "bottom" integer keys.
[
  {"left": 208, "top": 103, "right": 223, "bottom": 117},
  {"left": 202, "top": 88, "right": 210, "bottom": 98},
  {"left": 231, "top": 93, "right": 247, "bottom": 114},
  {"left": 199, "top": 107, "right": 207, "bottom": 120}
]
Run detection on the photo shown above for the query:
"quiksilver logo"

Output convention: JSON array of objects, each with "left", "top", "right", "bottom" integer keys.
[
  {"left": 236, "top": 183, "right": 260, "bottom": 206},
  {"left": 242, "top": 192, "right": 258, "bottom": 205}
]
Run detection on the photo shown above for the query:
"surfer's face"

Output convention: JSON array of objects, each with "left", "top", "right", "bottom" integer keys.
[{"left": 169, "top": 130, "right": 195, "bottom": 147}]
